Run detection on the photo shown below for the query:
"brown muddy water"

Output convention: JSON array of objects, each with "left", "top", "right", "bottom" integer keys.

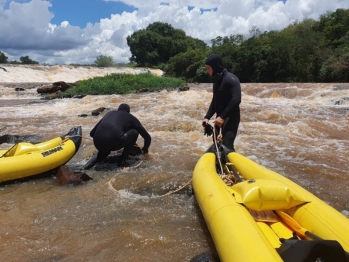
[{"left": 0, "top": 82, "right": 348, "bottom": 261}]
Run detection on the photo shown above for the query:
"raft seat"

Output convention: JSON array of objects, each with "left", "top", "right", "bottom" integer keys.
[
  {"left": 5, "top": 143, "right": 39, "bottom": 156},
  {"left": 270, "top": 221, "right": 294, "bottom": 240},
  {"left": 252, "top": 210, "right": 296, "bottom": 248},
  {"left": 257, "top": 222, "right": 282, "bottom": 248}
]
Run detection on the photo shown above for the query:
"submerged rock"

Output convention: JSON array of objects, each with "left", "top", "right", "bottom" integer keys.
[{"left": 56, "top": 165, "right": 92, "bottom": 185}]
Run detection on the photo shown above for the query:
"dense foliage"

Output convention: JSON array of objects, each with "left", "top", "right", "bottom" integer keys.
[
  {"left": 0, "top": 51, "right": 8, "bottom": 63},
  {"left": 94, "top": 55, "right": 115, "bottom": 67},
  {"left": 127, "top": 22, "right": 207, "bottom": 67},
  {"left": 0, "top": 52, "right": 39, "bottom": 64},
  {"left": 19, "top": 56, "right": 39, "bottom": 64},
  {"left": 62, "top": 73, "right": 186, "bottom": 96},
  {"left": 131, "top": 9, "right": 349, "bottom": 83}
]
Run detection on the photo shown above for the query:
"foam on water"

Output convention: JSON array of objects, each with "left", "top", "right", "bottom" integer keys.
[{"left": 0, "top": 79, "right": 348, "bottom": 261}]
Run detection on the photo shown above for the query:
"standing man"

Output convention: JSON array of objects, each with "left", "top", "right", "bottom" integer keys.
[
  {"left": 84, "top": 103, "right": 151, "bottom": 169},
  {"left": 202, "top": 54, "right": 241, "bottom": 151}
]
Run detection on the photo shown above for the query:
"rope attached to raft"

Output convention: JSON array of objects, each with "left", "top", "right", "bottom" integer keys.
[{"left": 106, "top": 123, "right": 240, "bottom": 198}]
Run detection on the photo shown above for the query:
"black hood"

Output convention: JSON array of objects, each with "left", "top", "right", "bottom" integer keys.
[
  {"left": 117, "top": 103, "right": 130, "bottom": 113},
  {"left": 205, "top": 54, "right": 224, "bottom": 76}
]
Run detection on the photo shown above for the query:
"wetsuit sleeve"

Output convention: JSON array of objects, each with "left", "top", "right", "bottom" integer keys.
[
  {"left": 90, "top": 118, "right": 102, "bottom": 137},
  {"left": 137, "top": 124, "right": 151, "bottom": 153},
  {"left": 219, "top": 75, "right": 241, "bottom": 120},
  {"left": 204, "top": 94, "right": 215, "bottom": 119}
]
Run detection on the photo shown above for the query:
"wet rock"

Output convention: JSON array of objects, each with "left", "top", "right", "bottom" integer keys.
[
  {"left": 37, "top": 81, "right": 76, "bottom": 94},
  {"left": 133, "top": 88, "right": 148, "bottom": 93},
  {"left": 72, "top": 95, "right": 85, "bottom": 99},
  {"left": 178, "top": 86, "right": 190, "bottom": 92},
  {"left": 56, "top": 165, "right": 92, "bottom": 185},
  {"left": 37, "top": 84, "right": 59, "bottom": 94},
  {"left": 129, "top": 144, "right": 142, "bottom": 156},
  {"left": 190, "top": 252, "right": 218, "bottom": 262},
  {"left": 334, "top": 97, "right": 349, "bottom": 105},
  {"left": 334, "top": 85, "right": 349, "bottom": 91},
  {"left": 78, "top": 114, "right": 88, "bottom": 118},
  {"left": 41, "top": 92, "right": 61, "bottom": 100},
  {"left": 53, "top": 81, "right": 76, "bottom": 92},
  {"left": 92, "top": 107, "right": 107, "bottom": 116},
  {"left": 15, "top": 87, "right": 25, "bottom": 91}
]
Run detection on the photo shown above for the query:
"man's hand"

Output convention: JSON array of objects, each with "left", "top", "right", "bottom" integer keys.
[
  {"left": 202, "top": 118, "right": 209, "bottom": 127},
  {"left": 214, "top": 117, "right": 224, "bottom": 127}
]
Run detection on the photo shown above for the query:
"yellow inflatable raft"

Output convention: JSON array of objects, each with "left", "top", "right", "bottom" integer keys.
[
  {"left": 192, "top": 145, "right": 349, "bottom": 262},
  {"left": 0, "top": 126, "right": 82, "bottom": 183}
]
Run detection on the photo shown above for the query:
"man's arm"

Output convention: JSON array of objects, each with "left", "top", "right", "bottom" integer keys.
[{"left": 137, "top": 124, "right": 151, "bottom": 153}]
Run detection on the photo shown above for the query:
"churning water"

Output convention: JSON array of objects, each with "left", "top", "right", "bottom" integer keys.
[{"left": 0, "top": 81, "right": 348, "bottom": 261}]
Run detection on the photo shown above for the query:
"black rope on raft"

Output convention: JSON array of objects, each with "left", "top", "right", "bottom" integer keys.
[{"left": 0, "top": 143, "right": 17, "bottom": 158}]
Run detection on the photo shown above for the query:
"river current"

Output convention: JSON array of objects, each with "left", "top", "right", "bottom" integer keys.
[{"left": 0, "top": 81, "right": 348, "bottom": 261}]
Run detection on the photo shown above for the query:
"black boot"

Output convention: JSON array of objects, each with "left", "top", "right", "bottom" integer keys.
[{"left": 83, "top": 152, "right": 99, "bottom": 170}]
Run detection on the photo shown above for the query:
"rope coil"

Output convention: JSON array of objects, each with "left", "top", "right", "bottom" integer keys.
[{"left": 210, "top": 123, "right": 241, "bottom": 185}]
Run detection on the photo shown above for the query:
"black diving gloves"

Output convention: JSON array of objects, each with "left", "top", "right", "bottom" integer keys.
[{"left": 204, "top": 124, "right": 213, "bottom": 137}]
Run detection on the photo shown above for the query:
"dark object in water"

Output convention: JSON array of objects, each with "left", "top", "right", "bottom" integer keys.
[
  {"left": 92, "top": 107, "right": 107, "bottom": 116},
  {"left": 0, "top": 134, "right": 41, "bottom": 145},
  {"left": 56, "top": 165, "right": 92, "bottom": 185},
  {"left": 129, "top": 144, "right": 142, "bottom": 156},
  {"left": 190, "top": 252, "right": 217, "bottom": 262}
]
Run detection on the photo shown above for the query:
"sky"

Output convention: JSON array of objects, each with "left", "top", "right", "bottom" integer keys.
[{"left": 1, "top": 0, "right": 349, "bottom": 65}]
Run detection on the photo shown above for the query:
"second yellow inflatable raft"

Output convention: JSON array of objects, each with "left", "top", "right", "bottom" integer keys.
[
  {"left": 192, "top": 145, "right": 349, "bottom": 262},
  {"left": 0, "top": 126, "right": 82, "bottom": 183}
]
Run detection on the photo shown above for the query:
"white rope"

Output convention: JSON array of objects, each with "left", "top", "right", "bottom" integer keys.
[{"left": 211, "top": 124, "right": 224, "bottom": 174}]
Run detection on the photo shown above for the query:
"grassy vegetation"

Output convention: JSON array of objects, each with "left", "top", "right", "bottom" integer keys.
[{"left": 62, "top": 73, "right": 186, "bottom": 96}]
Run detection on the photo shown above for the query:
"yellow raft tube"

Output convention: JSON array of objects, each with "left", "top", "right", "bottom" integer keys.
[
  {"left": 0, "top": 126, "right": 82, "bottom": 183},
  {"left": 192, "top": 148, "right": 349, "bottom": 262}
]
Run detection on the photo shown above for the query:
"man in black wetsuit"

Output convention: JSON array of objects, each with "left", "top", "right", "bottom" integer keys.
[
  {"left": 83, "top": 103, "right": 151, "bottom": 169},
  {"left": 202, "top": 54, "right": 241, "bottom": 151}
]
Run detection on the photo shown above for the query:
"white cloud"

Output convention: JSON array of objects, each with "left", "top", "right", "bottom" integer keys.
[{"left": 1, "top": 0, "right": 349, "bottom": 64}]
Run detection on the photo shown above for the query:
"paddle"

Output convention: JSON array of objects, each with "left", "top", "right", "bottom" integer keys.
[
  {"left": 275, "top": 210, "right": 349, "bottom": 260},
  {"left": 275, "top": 210, "right": 320, "bottom": 240}
]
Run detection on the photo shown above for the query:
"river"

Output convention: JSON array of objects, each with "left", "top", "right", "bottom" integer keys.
[{"left": 0, "top": 81, "right": 348, "bottom": 261}]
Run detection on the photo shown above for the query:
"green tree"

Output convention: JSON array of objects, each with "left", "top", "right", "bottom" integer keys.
[
  {"left": 318, "top": 9, "right": 349, "bottom": 48},
  {"left": 127, "top": 29, "right": 162, "bottom": 66},
  {"left": 125, "top": 8, "right": 349, "bottom": 82},
  {"left": 0, "top": 51, "right": 8, "bottom": 63},
  {"left": 210, "top": 34, "right": 243, "bottom": 75},
  {"left": 263, "top": 30, "right": 296, "bottom": 82},
  {"left": 249, "top": 26, "right": 261, "bottom": 37},
  {"left": 232, "top": 35, "right": 271, "bottom": 82},
  {"left": 320, "top": 33, "right": 349, "bottom": 82},
  {"left": 127, "top": 21, "right": 207, "bottom": 67},
  {"left": 20, "top": 56, "right": 39, "bottom": 64},
  {"left": 165, "top": 49, "right": 209, "bottom": 82},
  {"left": 284, "top": 19, "right": 327, "bottom": 81},
  {"left": 94, "top": 55, "right": 115, "bottom": 67}
]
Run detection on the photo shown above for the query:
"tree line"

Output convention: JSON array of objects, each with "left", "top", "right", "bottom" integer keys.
[
  {"left": 0, "top": 54, "right": 39, "bottom": 65},
  {"left": 127, "top": 9, "right": 349, "bottom": 83},
  {"left": 1, "top": 8, "right": 348, "bottom": 83}
]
